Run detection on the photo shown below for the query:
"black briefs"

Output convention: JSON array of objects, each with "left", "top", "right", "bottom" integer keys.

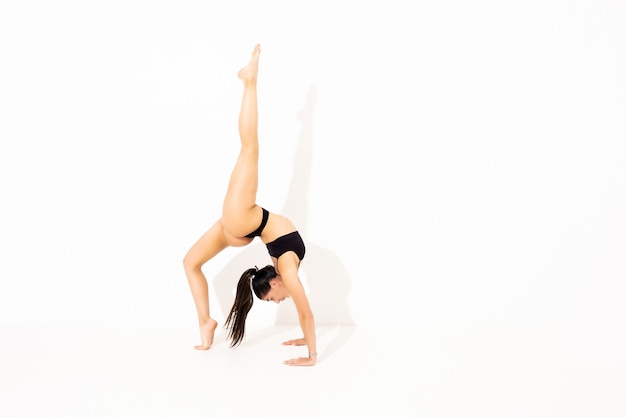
[
  {"left": 245, "top": 208, "right": 269, "bottom": 238},
  {"left": 266, "top": 231, "right": 306, "bottom": 261}
]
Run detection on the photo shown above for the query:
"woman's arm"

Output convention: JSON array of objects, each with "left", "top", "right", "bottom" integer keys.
[{"left": 277, "top": 254, "right": 317, "bottom": 366}]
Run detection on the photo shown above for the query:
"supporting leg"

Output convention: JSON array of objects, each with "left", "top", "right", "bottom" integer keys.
[{"left": 183, "top": 221, "right": 228, "bottom": 349}]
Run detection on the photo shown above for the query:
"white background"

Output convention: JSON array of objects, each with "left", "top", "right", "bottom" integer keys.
[{"left": 1, "top": 1, "right": 625, "bottom": 415}]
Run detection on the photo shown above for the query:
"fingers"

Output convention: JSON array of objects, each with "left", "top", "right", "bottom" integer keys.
[
  {"left": 281, "top": 338, "right": 306, "bottom": 346},
  {"left": 283, "top": 357, "right": 316, "bottom": 366}
]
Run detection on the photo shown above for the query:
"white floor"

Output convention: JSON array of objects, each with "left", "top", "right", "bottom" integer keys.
[{"left": 1, "top": 323, "right": 624, "bottom": 417}]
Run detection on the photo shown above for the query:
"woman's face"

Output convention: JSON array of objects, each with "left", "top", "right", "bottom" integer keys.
[{"left": 263, "top": 278, "right": 290, "bottom": 304}]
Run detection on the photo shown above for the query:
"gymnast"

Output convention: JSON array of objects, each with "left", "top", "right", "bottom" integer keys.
[{"left": 182, "top": 44, "right": 317, "bottom": 366}]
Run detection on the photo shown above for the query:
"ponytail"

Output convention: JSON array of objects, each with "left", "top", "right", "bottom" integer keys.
[{"left": 225, "top": 265, "right": 276, "bottom": 347}]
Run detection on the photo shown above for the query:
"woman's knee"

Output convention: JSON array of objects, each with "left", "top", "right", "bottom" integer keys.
[{"left": 182, "top": 252, "right": 202, "bottom": 273}]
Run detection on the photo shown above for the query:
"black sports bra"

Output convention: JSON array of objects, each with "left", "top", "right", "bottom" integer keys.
[{"left": 266, "top": 231, "right": 306, "bottom": 261}]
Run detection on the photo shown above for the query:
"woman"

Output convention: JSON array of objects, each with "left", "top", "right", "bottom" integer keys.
[{"left": 182, "top": 44, "right": 317, "bottom": 366}]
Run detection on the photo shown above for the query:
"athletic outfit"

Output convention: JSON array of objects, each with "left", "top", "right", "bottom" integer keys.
[
  {"left": 267, "top": 231, "right": 306, "bottom": 261},
  {"left": 245, "top": 208, "right": 269, "bottom": 238},
  {"left": 245, "top": 207, "right": 306, "bottom": 261}
]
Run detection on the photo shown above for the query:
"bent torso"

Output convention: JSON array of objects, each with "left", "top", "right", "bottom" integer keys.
[
  {"left": 260, "top": 212, "right": 297, "bottom": 244},
  {"left": 221, "top": 210, "right": 302, "bottom": 275},
  {"left": 221, "top": 210, "right": 297, "bottom": 249}
]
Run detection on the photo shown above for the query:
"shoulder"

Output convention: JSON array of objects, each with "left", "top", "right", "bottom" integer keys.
[
  {"left": 276, "top": 254, "right": 304, "bottom": 289},
  {"left": 276, "top": 252, "right": 300, "bottom": 276}
]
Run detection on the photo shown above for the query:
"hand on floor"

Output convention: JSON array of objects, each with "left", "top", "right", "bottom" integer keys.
[
  {"left": 282, "top": 338, "right": 306, "bottom": 346},
  {"left": 283, "top": 356, "right": 316, "bottom": 366}
]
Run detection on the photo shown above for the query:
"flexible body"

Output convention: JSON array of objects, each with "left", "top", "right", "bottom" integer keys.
[{"left": 182, "top": 44, "right": 317, "bottom": 366}]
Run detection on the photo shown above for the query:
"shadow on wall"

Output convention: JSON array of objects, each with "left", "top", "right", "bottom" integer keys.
[{"left": 213, "top": 85, "right": 355, "bottom": 334}]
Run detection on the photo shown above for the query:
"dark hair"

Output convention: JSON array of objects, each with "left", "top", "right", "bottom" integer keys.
[{"left": 224, "top": 264, "right": 277, "bottom": 347}]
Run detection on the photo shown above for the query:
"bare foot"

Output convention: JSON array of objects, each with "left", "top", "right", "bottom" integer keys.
[
  {"left": 194, "top": 319, "right": 218, "bottom": 350},
  {"left": 237, "top": 44, "right": 261, "bottom": 82}
]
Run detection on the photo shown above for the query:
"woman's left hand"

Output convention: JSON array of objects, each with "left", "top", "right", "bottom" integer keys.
[{"left": 283, "top": 356, "right": 316, "bottom": 366}]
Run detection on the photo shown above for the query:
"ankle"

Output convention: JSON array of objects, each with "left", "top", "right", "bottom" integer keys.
[{"left": 242, "top": 79, "right": 257, "bottom": 88}]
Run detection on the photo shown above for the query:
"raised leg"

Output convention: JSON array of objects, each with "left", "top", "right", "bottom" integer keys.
[
  {"left": 221, "top": 44, "right": 263, "bottom": 237},
  {"left": 183, "top": 220, "right": 228, "bottom": 349}
]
